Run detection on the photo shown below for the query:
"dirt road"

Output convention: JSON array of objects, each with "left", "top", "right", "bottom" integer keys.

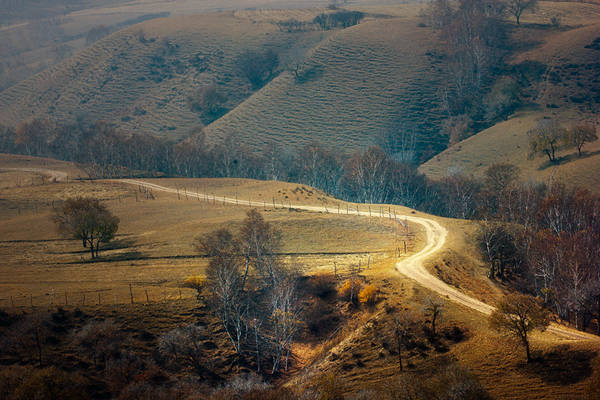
[{"left": 118, "top": 179, "right": 597, "bottom": 341}]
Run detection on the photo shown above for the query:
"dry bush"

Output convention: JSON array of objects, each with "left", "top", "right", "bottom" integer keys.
[
  {"left": 313, "top": 372, "right": 344, "bottom": 400},
  {"left": 183, "top": 275, "right": 205, "bottom": 299},
  {"left": 73, "top": 319, "right": 123, "bottom": 368},
  {"left": 6, "top": 367, "right": 89, "bottom": 400},
  {"left": 358, "top": 284, "right": 378, "bottom": 306},
  {"left": 1, "top": 312, "right": 52, "bottom": 366},
  {"left": 338, "top": 279, "right": 362, "bottom": 304},
  {"left": 158, "top": 324, "right": 208, "bottom": 374}
]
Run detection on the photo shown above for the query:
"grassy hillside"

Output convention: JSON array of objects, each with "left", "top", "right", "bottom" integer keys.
[
  {"left": 0, "top": 4, "right": 448, "bottom": 158},
  {"left": 204, "top": 10, "right": 446, "bottom": 156},
  {"left": 0, "top": 10, "right": 329, "bottom": 138},
  {"left": 420, "top": 2, "right": 600, "bottom": 188}
]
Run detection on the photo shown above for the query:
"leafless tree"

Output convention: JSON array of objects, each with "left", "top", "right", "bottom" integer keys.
[
  {"left": 1, "top": 313, "right": 51, "bottom": 366},
  {"left": 490, "top": 293, "right": 549, "bottom": 362},
  {"left": 424, "top": 298, "right": 444, "bottom": 337},
  {"left": 392, "top": 310, "right": 415, "bottom": 371},
  {"left": 73, "top": 319, "right": 123, "bottom": 368},
  {"left": 158, "top": 324, "right": 207, "bottom": 373},
  {"left": 268, "top": 277, "right": 301, "bottom": 373},
  {"left": 527, "top": 118, "right": 565, "bottom": 163},
  {"left": 53, "top": 197, "right": 119, "bottom": 259},
  {"left": 505, "top": 0, "right": 538, "bottom": 25},
  {"left": 563, "top": 123, "right": 598, "bottom": 157}
]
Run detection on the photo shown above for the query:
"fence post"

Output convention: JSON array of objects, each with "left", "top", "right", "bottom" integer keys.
[
  {"left": 129, "top": 284, "right": 134, "bottom": 304},
  {"left": 65, "top": 291, "right": 68, "bottom": 305},
  {"left": 145, "top": 289, "right": 149, "bottom": 303},
  {"left": 98, "top": 293, "right": 101, "bottom": 305}
]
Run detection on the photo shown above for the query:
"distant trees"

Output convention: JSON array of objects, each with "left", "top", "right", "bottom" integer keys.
[
  {"left": 505, "top": 0, "right": 538, "bottom": 25},
  {"left": 489, "top": 293, "right": 549, "bottom": 362},
  {"left": 313, "top": 10, "right": 364, "bottom": 30},
  {"left": 237, "top": 49, "right": 279, "bottom": 89},
  {"left": 53, "top": 197, "right": 120, "bottom": 259},
  {"left": 528, "top": 119, "right": 599, "bottom": 162},
  {"left": 86, "top": 25, "right": 111, "bottom": 45}
]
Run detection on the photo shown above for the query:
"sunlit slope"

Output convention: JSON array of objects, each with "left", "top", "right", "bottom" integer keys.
[
  {"left": 204, "top": 16, "right": 446, "bottom": 155},
  {"left": 0, "top": 11, "right": 327, "bottom": 138},
  {"left": 419, "top": 111, "right": 600, "bottom": 192}
]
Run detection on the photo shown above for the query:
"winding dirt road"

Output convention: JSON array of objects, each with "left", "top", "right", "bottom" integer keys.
[{"left": 119, "top": 179, "right": 597, "bottom": 341}]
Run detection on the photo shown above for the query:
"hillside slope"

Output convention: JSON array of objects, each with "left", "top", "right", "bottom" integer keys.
[
  {"left": 420, "top": 3, "right": 600, "bottom": 188},
  {"left": 204, "top": 14, "right": 446, "bottom": 156},
  {"left": 0, "top": 10, "right": 328, "bottom": 138}
]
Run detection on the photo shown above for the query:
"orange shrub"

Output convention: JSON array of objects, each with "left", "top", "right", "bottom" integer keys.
[
  {"left": 358, "top": 284, "right": 378, "bottom": 305},
  {"left": 338, "top": 279, "right": 362, "bottom": 303}
]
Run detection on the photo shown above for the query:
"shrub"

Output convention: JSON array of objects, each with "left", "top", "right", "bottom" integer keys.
[
  {"left": 11, "top": 367, "right": 88, "bottom": 400},
  {"left": 183, "top": 275, "right": 206, "bottom": 299},
  {"left": 187, "top": 84, "right": 227, "bottom": 123},
  {"left": 313, "top": 11, "right": 364, "bottom": 30},
  {"left": 338, "top": 279, "right": 362, "bottom": 304},
  {"left": 73, "top": 319, "right": 123, "bottom": 368},
  {"left": 358, "top": 284, "right": 378, "bottom": 306},
  {"left": 237, "top": 49, "right": 279, "bottom": 89}
]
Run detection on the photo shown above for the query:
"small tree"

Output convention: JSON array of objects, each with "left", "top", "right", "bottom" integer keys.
[
  {"left": 527, "top": 118, "right": 564, "bottom": 163},
  {"left": 489, "top": 293, "right": 550, "bottom": 363},
  {"left": 424, "top": 298, "right": 443, "bottom": 337},
  {"left": 392, "top": 310, "right": 414, "bottom": 372},
  {"left": 158, "top": 324, "right": 207, "bottom": 373},
  {"left": 563, "top": 123, "right": 598, "bottom": 157},
  {"left": 53, "top": 197, "right": 119, "bottom": 259},
  {"left": 506, "top": 0, "right": 538, "bottom": 25}
]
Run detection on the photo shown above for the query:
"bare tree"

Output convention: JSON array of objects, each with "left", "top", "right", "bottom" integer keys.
[
  {"left": 392, "top": 310, "right": 414, "bottom": 372},
  {"left": 158, "top": 324, "right": 207, "bottom": 373},
  {"left": 424, "top": 298, "right": 443, "bottom": 337},
  {"left": 268, "top": 277, "right": 301, "bottom": 373},
  {"left": 505, "top": 0, "right": 538, "bottom": 25},
  {"left": 563, "top": 123, "right": 598, "bottom": 157},
  {"left": 490, "top": 293, "right": 549, "bottom": 362},
  {"left": 527, "top": 118, "right": 565, "bottom": 163},
  {"left": 1, "top": 313, "right": 51, "bottom": 366},
  {"left": 73, "top": 319, "right": 123, "bottom": 368}
]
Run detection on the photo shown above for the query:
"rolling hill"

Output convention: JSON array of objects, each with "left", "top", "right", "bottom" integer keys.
[
  {"left": 0, "top": 4, "right": 449, "bottom": 158},
  {"left": 420, "top": 3, "right": 600, "bottom": 189}
]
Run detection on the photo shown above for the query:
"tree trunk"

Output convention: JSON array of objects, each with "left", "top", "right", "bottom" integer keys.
[
  {"left": 523, "top": 334, "right": 531, "bottom": 363},
  {"left": 35, "top": 327, "right": 43, "bottom": 366}
]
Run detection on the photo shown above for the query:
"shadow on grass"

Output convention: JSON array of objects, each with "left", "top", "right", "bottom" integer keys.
[
  {"left": 525, "top": 345, "right": 597, "bottom": 385},
  {"left": 537, "top": 149, "right": 600, "bottom": 171}
]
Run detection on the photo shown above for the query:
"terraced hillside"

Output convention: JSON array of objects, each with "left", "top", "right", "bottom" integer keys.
[
  {"left": 0, "top": 10, "right": 329, "bottom": 138},
  {"left": 204, "top": 14, "right": 446, "bottom": 157},
  {"left": 0, "top": 5, "right": 448, "bottom": 159}
]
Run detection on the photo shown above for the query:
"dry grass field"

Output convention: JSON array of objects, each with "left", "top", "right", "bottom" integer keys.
[{"left": 0, "top": 155, "right": 419, "bottom": 310}]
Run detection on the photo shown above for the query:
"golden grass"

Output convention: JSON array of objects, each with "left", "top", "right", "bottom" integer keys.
[
  {"left": 419, "top": 111, "right": 600, "bottom": 192},
  {"left": 0, "top": 170, "right": 416, "bottom": 309}
]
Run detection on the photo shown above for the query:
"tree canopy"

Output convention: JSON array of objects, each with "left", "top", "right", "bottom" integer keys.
[{"left": 53, "top": 197, "right": 119, "bottom": 259}]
